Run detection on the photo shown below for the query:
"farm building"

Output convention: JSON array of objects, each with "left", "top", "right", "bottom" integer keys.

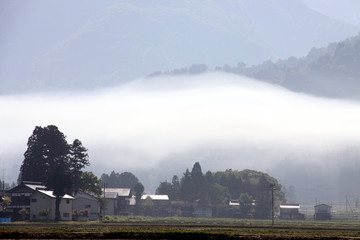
[
  {"left": 314, "top": 204, "right": 332, "bottom": 220},
  {"left": 73, "top": 190, "right": 100, "bottom": 221},
  {"left": 279, "top": 204, "right": 305, "bottom": 220},
  {"left": 29, "top": 190, "right": 73, "bottom": 221},
  {"left": 141, "top": 195, "right": 170, "bottom": 217},
  {"left": 6, "top": 181, "right": 46, "bottom": 221},
  {"left": 102, "top": 188, "right": 132, "bottom": 215}
]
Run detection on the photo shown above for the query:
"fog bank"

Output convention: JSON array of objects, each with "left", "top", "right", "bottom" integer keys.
[{"left": 1, "top": 73, "right": 360, "bottom": 200}]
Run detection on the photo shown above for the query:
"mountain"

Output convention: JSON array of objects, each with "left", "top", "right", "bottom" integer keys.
[
  {"left": 1, "top": 0, "right": 359, "bottom": 93},
  {"left": 204, "top": 34, "right": 360, "bottom": 99}
]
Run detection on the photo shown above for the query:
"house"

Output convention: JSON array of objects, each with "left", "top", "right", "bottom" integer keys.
[
  {"left": 103, "top": 188, "right": 132, "bottom": 215},
  {"left": 30, "top": 189, "right": 73, "bottom": 221},
  {"left": 101, "top": 191, "right": 118, "bottom": 216},
  {"left": 228, "top": 200, "right": 241, "bottom": 218},
  {"left": 141, "top": 195, "right": 169, "bottom": 204},
  {"left": 6, "top": 181, "right": 46, "bottom": 221},
  {"left": 229, "top": 200, "right": 240, "bottom": 206},
  {"left": 279, "top": 204, "right": 305, "bottom": 220},
  {"left": 141, "top": 195, "right": 170, "bottom": 217},
  {"left": 73, "top": 190, "right": 100, "bottom": 221},
  {"left": 314, "top": 204, "right": 332, "bottom": 220}
]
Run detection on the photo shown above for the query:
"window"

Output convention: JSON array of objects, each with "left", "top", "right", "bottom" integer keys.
[
  {"left": 30, "top": 198, "right": 37, "bottom": 203},
  {"left": 63, "top": 213, "right": 69, "bottom": 218},
  {"left": 66, "top": 199, "right": 70, "bottom": 204}
]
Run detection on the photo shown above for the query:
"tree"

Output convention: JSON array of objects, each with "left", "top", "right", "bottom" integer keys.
[
  {"left": 19, "top": 125, "right": 69, "bottom": 183},
  {"left": 0, "top": 196, "right": 11, "bottom": 212},
  {"left": 69, "top": 139, "right": 90, "bottom": 193},
  {"left": 239, "top": 193, "right": 253, "bottom": 218},
  {"left": 19, "top": 125, "right": 91, "bottom": 221},
  {"left": 100, "top": 171, "right": 139, "bottom": 190},
  {"left": 18, "top": 208, "right": 30, "bottom": 220},
  {"left": 46, "top": 155, "right": 72, "bottom": 221},
  {"left": 80, "top": 171, "right": 102, "bottom": 196},
  {"left": 171, "top": 175, "right": 180, "bottom": 200},
  {"left": 180, "top": 169, "right": 192, "bottom": 201},
  {"left": 134, "top": 182, "right": 144, "bottom": 215},
  {"left": 156, "top": 181, "right": 172, "bottom": 197},
  {"left": 190, "top": 162, "right": 204, "bottom": 193}
]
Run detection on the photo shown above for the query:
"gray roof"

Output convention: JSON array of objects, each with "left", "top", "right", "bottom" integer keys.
[
  {"left": 101, "top": 192, "right": 118, "bottom": 199},
  {"left": 25, "top": 183, "right": 47, "bottom": 191},
  {"left": 74, "top": 190, "right": 98, "bottom": 200},
  {"left": 104, "top": 188, "right": 131, "bottom": 197}
]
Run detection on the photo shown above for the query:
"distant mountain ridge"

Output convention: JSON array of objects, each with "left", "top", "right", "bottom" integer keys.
[
  {"left": 0, "top": 0, "right": 359, "bottom": 94},
  {"left": 151, "top": 34, "right": 360, "bottom": 99}
]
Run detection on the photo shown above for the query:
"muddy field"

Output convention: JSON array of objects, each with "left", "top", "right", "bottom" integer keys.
[{"left": 1, "top": 217, "right": 360, "bottom": 239}]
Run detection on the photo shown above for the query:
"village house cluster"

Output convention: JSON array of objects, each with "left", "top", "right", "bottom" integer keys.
[{"left": 0, "top": 181, "right": 334, "bottom": 222}]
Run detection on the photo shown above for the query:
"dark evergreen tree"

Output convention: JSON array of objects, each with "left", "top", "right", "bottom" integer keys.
[
  {"left": 156, "top": 181, "right": 173, "bottom": 197},
  {"left": 46, "top": 155, "right": 72, "bottom": 221},
  {"left": 180, "top": 169, "right": 192, "bottom": 201},
  {"left": 19, "top": 125, "right": 91, "bottom": 221},
  {"left": 69, "top": 139, "right": 90, "bottom": 193},
  {"left": 134, "top": 182, "right": 144, "bottom": 215},
  {"left": 19, "top": 125, "right": 68, "bottom": 183},
  {"left": 171, "top": 175, "right": 181, "bottom": 200},
  {"left": 190, "top": 162, "right": 205, "bottom": 202}
]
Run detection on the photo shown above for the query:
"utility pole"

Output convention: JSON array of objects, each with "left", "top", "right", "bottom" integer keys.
[
  {"left": 103, "top": 183, "right": 106, "bottom": 218},
  {"left": 270, "top": 184, "right": 275, "bottom": 226}
]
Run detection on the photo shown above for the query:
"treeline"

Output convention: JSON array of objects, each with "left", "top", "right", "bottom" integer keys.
[
  {"left": 156, "top": 162, "right": 286, "bottom": 219},
  {"left": 17, "top": 125, "right": 286, "bottom": 219},
  {"left": 100, "top": 171, "right": 140, "bottom": 190}
]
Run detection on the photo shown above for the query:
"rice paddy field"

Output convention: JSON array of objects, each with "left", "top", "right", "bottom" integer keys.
[{"left": 1, "top": 215, "right": 360, "bottom": 239}]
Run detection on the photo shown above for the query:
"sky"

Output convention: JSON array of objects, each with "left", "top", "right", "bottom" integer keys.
[{"left": 2, "top": 73, "right": 360, "bottom": 198}]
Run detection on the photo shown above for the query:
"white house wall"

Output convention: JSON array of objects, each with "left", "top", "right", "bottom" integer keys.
[
  {"left": 30, "top": 192, "right": 54, "bottom": 221},
  {"left": 30, "top": 192, "right": 72, "bottom": 221}
]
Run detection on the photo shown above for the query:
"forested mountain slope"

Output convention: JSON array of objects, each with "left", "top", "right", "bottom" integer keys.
[
  {"left": 157, "top": 34, "right": 360, "bottom": 99},
  {"left": 1, "top": 0, "right": 359, "bottom": 93}
]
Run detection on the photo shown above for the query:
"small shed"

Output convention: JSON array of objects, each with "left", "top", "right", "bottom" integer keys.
[
  {"left": 279, "top": 204, "right": 305, "bottom": 220},
  {"left": 314, "top": 204, "right": 331, "bottom": 220}
]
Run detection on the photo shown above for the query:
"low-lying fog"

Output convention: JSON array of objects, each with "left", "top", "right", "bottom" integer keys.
[{"left": 2, "top": 73, "right": 360, "bottom": 204}]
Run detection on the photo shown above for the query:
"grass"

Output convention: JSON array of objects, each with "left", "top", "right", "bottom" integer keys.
[{"left": 2, "top": 216, "right": 360, "bottom": 239}]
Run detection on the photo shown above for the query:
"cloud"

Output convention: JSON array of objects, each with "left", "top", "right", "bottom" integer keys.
[{"left": 1, "top": 72, "right": 360, "bottom": 188}]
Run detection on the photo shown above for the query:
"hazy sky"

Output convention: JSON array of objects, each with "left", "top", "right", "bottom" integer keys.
[{"left": 2, "top": 73, "right": 360, "bottom": 191}]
